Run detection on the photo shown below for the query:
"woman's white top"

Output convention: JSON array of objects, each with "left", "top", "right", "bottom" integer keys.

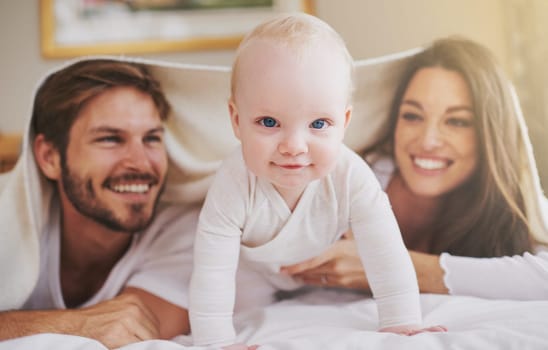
[{"left": 371, "top": 156, "right": 548, "bottom": 300}]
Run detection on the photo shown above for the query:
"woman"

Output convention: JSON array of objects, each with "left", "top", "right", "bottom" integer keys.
[{"left": 281, "top": 37, "right": 548, "bottom": 300}]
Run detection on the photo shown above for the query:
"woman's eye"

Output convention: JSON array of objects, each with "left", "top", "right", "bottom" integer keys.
[
  {"left": 259, "top": 117, "right": 278, "bottom": 128},
  {"left": 401, "top": 112, "right": 422, "bottom": 121},
  {"left": 310, "top": 119, "right": 327, "bottom": 129},
  {"left": 446, "top": 117, "right": 473, "bottom": 128}
]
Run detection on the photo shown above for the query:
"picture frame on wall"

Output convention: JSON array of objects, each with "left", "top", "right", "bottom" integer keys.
[{"left": 39, "top": 0, "right": 315, "bottom": 58}]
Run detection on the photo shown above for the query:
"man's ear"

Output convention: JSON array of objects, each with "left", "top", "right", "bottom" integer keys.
[
  {"left": 344, "top": 105, "right": 353, "bottom": 129},
  {"left": 228, "top": 99, "right": 241, "bottom": 140},
  {"left": 34, "top": 134, "right": 61, "bottom": 180}
]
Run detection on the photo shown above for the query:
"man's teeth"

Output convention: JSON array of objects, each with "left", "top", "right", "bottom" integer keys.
[
  {"left": 414, "top": 158, "right": 447, "bottom": 170},
  {"left": 112, "top": 184, "right": 149, "bottom": 193}
]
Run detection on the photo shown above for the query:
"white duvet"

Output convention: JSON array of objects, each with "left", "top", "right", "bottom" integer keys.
[
  {"left": 2, "top": 43, "right": 548, "bottom": 349},
  {"left": 2, "top": 291, "right": 548, "bottom": 349}
]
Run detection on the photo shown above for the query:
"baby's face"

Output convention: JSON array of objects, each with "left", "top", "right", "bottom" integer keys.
[{"left": 230, "top": 39, "right": 352, "bottom": 196}]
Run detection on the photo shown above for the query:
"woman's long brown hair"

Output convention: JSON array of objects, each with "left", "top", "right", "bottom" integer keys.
[{"left": 364, "top": 37, "right": 532, "bottom": 257}]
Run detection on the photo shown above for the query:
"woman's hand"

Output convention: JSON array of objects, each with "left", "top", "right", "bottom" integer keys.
[
  {"left": 281, "top": 231, "right": 450, "bottom": 294},
  {"left": 280, "top": 231, "right": 371, "bottom": 290}
]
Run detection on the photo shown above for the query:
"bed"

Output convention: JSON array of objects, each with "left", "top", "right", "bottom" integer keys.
[
  {"left": 2, "top": 290, "right": 548, "bottom": 349},
  {"left": 1, "top": 47, "right": 547, "bottom": 349}
]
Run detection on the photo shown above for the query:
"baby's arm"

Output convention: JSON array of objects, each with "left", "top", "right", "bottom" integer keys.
[
  {"left": 353, "top": 205, "right": 447, "bottom": 334},
  {"left": 350, "top": 164, "right": 445, "bottom": 333},
  {"left": 189, "top": 226, "right": 241, "bottom": 346},
  {"left": 351, "top": 189, "right": 420, "bottom": 321},
  {"left": 188, "top": 159, "right": 249, "bottom": 346}
]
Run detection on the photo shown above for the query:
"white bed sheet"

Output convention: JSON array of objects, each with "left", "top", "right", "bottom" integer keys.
[{"left": 2, "top": 290, "right": 547, "bottom": 350}]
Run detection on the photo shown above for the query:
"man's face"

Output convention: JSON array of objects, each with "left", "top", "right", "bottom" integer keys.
[{"left": 59, "top": 86, "right": 168, "bottom": 233}]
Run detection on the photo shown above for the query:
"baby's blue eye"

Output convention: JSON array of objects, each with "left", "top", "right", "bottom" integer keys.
[
  {"left": 260, "top": 117, "right": 278, "bottom": 128},
  {"left": 310, "top": 119, "right": 326, "bottom": 129}
]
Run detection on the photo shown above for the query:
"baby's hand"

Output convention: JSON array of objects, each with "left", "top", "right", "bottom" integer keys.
[
  {"left": 380, "top": 324, "right": 447, "bottom": 336},
  {"left": 222, "top": 343, "right": 260, "bottom": 350}
]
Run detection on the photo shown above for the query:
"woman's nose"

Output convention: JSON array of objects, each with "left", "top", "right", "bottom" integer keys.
[{"left": 420, "top": 122, "right": 444, "bottom": 150}]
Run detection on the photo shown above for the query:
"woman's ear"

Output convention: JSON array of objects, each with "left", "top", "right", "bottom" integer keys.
[
  {"left": 33, "top": 134, "right": 61, "bottom": 180},
  {"left": 228, "top": 99, "right": 241, "bottom": 140}
]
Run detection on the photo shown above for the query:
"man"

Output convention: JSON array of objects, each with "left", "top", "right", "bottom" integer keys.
[{"left": 0, "top": 60, "right": 197, "bottom": 348}]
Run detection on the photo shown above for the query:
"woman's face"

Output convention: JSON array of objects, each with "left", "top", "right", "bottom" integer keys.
[{"left": 394, "top": 67, "right": 478, "bottom": 198}]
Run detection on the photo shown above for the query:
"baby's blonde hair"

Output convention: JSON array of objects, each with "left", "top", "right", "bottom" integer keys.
[{"left": 230, "top": 13, "right": 354, "bottom": 101}]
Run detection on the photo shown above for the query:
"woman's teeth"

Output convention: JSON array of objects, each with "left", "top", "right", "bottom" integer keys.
[{"left": 414, "top": 157, "right": 447, "bottom": 170}]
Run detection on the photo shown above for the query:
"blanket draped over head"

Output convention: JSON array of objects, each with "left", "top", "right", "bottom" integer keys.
[{"left": 1, "top": 49, "right": 547, "bottom": 310}]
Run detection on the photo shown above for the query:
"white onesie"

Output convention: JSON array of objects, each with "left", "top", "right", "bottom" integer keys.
[{"left": 189, "top": 145, "right": 421, "bottom": 346}]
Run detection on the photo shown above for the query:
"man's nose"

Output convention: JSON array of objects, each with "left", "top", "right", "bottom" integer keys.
[{"left": 122, "top": 140, "right": 153, "bottom": 171}]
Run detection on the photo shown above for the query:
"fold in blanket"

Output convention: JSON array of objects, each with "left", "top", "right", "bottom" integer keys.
[{"left": 1, "top": 49, "right": 547, "bottom": 310}]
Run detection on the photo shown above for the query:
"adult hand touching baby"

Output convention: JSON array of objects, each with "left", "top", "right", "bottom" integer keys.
[
  {"left": 280, "top": 231, "right": 370, "bottom": 290},
  {"left": 281, "top": 231, "right": 449, "bottom": 294}
]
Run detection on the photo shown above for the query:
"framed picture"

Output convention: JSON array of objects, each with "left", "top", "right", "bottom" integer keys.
[{"left": 39, "top": 0, "right": 315, "bottom": 58}]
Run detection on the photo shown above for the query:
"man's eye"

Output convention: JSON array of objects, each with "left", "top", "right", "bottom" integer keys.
[
  {"left": 144, "top": 135, "right": 163, "bottom": 143},
  {"left": 97, "top": 136, "right": 121, "bottom": 143},
  {"left": 259, "top": 117, "right": 278, "bottom": 128},
  {"left": 310, "top": 119, "right": 327, "bottom": 129}
]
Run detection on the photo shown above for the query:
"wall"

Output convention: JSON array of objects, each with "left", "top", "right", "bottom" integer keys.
[
  {"left": 503, "top": 0, "right": 548, "bottom": 191},
  {"left": 0, "top": 0, "right": 509, "bottom": 134},
  {"left": 0, "top": 1, "right": 236, "bottom": 134},
  {"left": 0, "top": 0, "right": 548, "bottom": 187},
  {"left": 317, "top": 0, "right": 509, "bottom": 67}
]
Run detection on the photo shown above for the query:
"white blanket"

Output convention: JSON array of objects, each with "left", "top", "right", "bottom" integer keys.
[
  {"left": 1, "top": 47, "right": 548, "bottom": 348},
  {"left": 2, "top": 291, "right": 548, "bottom": 349}
]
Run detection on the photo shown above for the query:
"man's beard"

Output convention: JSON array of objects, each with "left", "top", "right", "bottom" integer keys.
[{"left": 60, "top": 160, "right": 165, "bottom": 233}]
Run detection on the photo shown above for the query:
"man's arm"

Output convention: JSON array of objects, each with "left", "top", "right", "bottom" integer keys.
[
  {"left": 117, "top": 205, "right": 197, "bottom": 339},
  {"left": 122, "top": 286, "right": 190, "bottom": 338},
  {"left": 0, "top": 293, "right": 159, "bottom": 349}
]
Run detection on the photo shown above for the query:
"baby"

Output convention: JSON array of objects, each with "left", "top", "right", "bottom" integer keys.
[{"left": 189, "top": 13, "right": 445, "bottom": 349}]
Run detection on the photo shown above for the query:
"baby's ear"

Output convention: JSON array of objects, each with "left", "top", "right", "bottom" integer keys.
[
  {"left": 33, "top": 134, "right": 61, "bottom": 180},
  {"left": 228, "top": 99, "right": 241, "bottom": 140},
  {"left": 344, "top": 105, "right": 353, "bottom": 129}
]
